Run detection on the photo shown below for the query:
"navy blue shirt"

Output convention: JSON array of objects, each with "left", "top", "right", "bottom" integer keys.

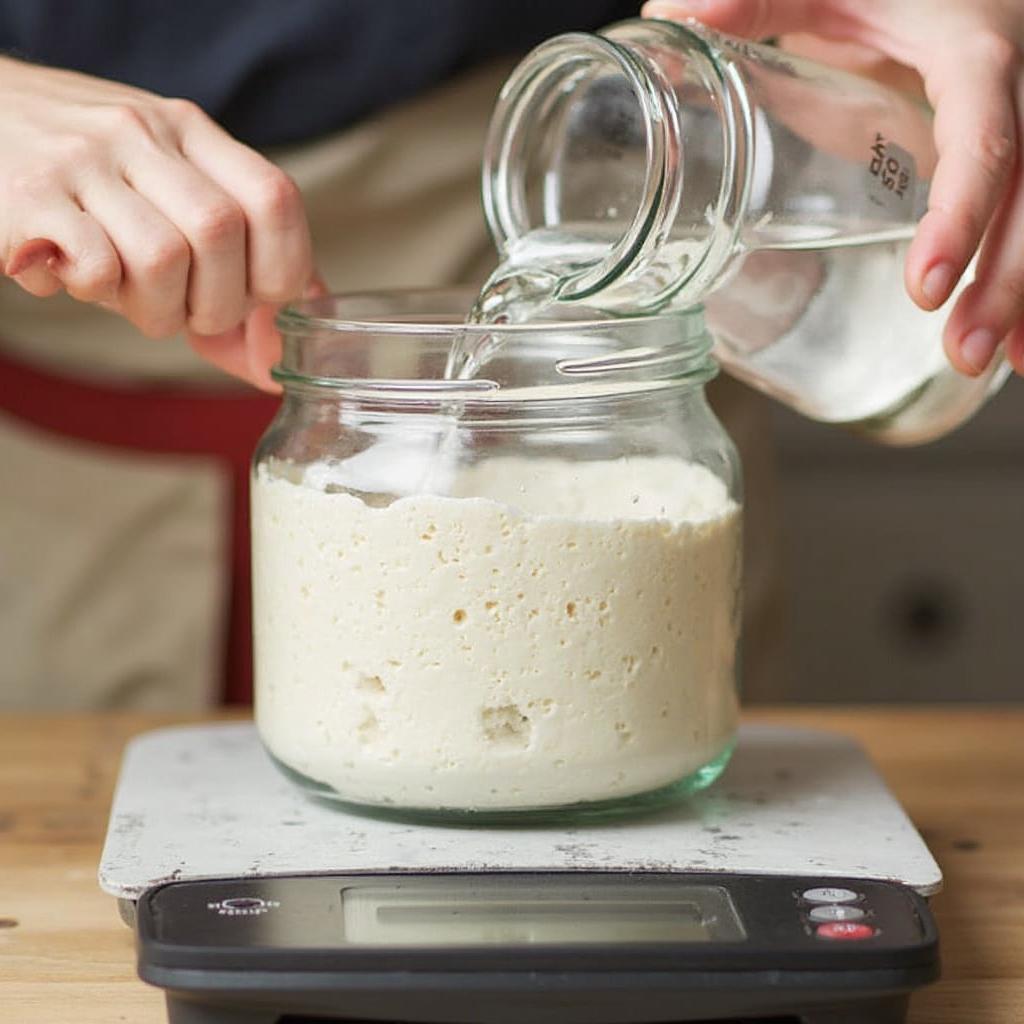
[{"left": 0, "top": 1, "right": 637, "bottom": 147}]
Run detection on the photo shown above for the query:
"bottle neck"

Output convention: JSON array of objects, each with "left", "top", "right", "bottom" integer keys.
[{"left": 482, "top": 20, "right": 754, "bottom": 311}]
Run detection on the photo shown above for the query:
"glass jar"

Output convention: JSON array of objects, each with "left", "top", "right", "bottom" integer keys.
[
  {"left": 252, "top": 289, "right": 742, "bottom": 823},
  {"left": 480, "top": 18, "right": 1009, "bottom": 444}
]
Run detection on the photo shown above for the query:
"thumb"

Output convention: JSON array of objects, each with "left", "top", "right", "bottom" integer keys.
[
  {"left": 187, "top": 269, "right": 327, "bottom": 393},
  {"left": 187, "top": 304, "right": 281, "bottom": 394},
  {"left": 642, "top": 0, "right": 821, "bottom": 40},
  {"left": 243, "top": 302, "right": 283, "bottom": 392}
]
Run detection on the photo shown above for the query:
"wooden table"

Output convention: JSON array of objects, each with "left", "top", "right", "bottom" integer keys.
[{"left": 2, "top": 708, "right": 1023, "bottom": 1023}]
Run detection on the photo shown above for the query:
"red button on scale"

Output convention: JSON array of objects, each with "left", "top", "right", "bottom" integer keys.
[{"left": 816, "top": 922, "right": 876, "bottom": 941}]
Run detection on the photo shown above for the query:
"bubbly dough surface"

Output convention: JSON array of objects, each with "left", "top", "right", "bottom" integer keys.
[{"left": 253, "top": 456, "right": 740, "bottom": 810}]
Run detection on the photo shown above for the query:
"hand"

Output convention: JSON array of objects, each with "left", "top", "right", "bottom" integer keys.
[
  {"left": 0, "top": 57, "right": 317, "bottom": 391},
  {"left": 642, "top": 0, "right": 1024, "bottom": 379}
]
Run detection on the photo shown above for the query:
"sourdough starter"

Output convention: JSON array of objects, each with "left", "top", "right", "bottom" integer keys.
[{"left": 253, "top": 456, "right": 740, "bottom": 810}]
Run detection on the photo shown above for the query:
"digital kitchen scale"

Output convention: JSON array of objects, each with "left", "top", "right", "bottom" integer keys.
[{"left": 100, "top": 723, "right": 942, "bottom": 1024}]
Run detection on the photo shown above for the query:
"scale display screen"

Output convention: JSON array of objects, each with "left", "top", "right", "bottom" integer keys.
[{"left": 339, "top": 878, "right": 746, "bottom": 946}]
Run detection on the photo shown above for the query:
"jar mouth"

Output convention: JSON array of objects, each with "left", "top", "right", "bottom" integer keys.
[
  {"left": 274, "top": 288, "right": 716, "bottom": 403},
  {"left": 277, "top": 288, "right": 706, "bottom": 335}
]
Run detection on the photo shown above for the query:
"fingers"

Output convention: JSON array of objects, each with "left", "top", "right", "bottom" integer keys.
[
  {"left": 186, "top": 274, "right": 326, "bottom": 392},
  {"left": 5, "top": 237, "right": 58, "bottom": 277},
  {"left": 243, "top": 301, "right": 285, "bottom": 389},
  {"left": 187, "top": 302, "right": 282, "bottom": 393},
  {"left": 5, "top": 238, "right": 63, "bottom": 297},
  {"left": 1005, "top": 321, "right": 1024, "bottom": 375},
  {"left": 905, "top": 38, "right": 1019, "bottom": 313},
  {"left": 124, "top": 146, "right": 248, "bottom": 336},
  {"left": 186, "top": 324, "right": 254, "bottom": 388},
  {"left": 943, "top": 153, "right": 1024, "bottom": 375},
  {"left": 3, "top": 198, "right": 121, "bottom": 302},
  {"left": 641, "top": 3, "right": 1024, "bottom": 379},
  {"left": 304, "top": 271, "right": 329, "bottom": 300},
  {"left": 76, "top": 175, "right": 193, "bottom": 338},
  {"left": 642, "top": 0, "right": 819, "bottom": 39},
  {"left": 936, "top": 60, "right": 1024, "bottom": 377},
  {"left": 175, "top": 102, "right": 313, "bottom": 305},
  {"left": 88, "top": 101, "right": 307, "bottom": 340},
  {"left": 0, "top": 78, "right": 311, "bottom": 378}
]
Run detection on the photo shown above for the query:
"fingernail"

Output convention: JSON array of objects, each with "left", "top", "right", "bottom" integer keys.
[
  {"left": 921, "top": 263, "right": 955, "bottom": 307},
  {"left": 4, "top": 240, "right": 59, "bottom": 277},
  {"left": 644, "top": 0, "right": 707, "bottom": 13},
  {"left": 1007, "top": 334, "right": 1024, "bottom": 375},
  {"left": 303, "top": 275, "right": 328, "bottom": 300},
  {"left": 960, "top": 328, "right": 997, "bottom": 374}
]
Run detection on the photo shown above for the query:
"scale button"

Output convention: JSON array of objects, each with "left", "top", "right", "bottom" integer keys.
[
  {"left": 816, "top": 922, "right": 876, "bottom": 941},
  {"left": 221, "top": 898, "right": 266, "bottom": 910},
  {"left": 808, "top": 905, "right": 867, "bottom": 923},
  {"left": 801, "top": 887, "right": 860, "bottom": 905}
]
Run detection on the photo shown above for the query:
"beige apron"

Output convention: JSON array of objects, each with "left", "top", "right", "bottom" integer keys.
[{"left": 0, "top": 59, "right": 782, "bottom": 710}]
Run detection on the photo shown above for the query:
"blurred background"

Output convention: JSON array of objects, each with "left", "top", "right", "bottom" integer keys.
[{"left": 745, "top": 374, "right": 1022, "bottom": 703}]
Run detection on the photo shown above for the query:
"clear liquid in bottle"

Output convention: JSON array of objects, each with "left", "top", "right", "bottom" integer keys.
[{"left": 448, "top": 221, "right": 1008, "bottom": 445}]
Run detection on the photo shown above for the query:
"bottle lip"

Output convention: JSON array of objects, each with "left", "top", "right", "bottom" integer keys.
[
  {"left": 482, "top": 31, "right": 665, "bottom": 302},
  {"left": 482, "top": 20, "right": 753, "bottom": 308},
  {"left": 273, "top": 288, "right": 717, "bottom": 403}
]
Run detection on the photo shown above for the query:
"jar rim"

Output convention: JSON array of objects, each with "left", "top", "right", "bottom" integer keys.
[
  {"left": 276, "top": 287, "right": 708, "bottom": 336},
  {"left": 273, "top": 288, "right": 717, "bottom": 404}
]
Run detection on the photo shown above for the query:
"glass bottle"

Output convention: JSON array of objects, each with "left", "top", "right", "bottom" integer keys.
[
  {"left": 252, "top": 289, "right": 741, "bottom": 823},
  {"left": 477, "top": 18, "right": 1010, "bottom": 444}
]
